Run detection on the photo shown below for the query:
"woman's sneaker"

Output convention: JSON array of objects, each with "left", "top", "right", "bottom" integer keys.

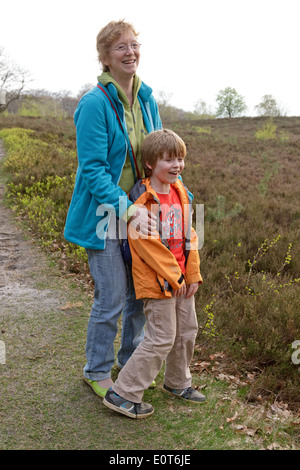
[
  {"left": 103, "top": 388, "right": 154, "bottom": 419},
  {"left": 163, "top": 384, "right": 206, "bottom": 403}
]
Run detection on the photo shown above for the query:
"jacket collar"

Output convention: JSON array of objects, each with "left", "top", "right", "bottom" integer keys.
[
  {"left": 129, "top": 177, "right": 189, "bottom": 205},
  {"left": 97, "top": 73, "right": 153, "bottom": 104}
]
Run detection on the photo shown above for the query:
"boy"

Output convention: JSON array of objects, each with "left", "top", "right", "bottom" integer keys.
[{"left": 103, "top": 129, "right": 205, "bottom": 418}]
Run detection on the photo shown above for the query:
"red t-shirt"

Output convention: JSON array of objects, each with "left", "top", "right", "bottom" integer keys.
[{"left": 156, "top": 186, "right": 186, "bottom": 273}]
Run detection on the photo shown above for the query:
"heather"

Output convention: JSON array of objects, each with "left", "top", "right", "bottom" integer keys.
[{"left": 0, "top": 114, "right": 299, "bottom": 411}]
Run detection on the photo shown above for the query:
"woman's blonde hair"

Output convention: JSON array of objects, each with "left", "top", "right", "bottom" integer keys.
[
  {"left": 96, "top": 20, "right": 139, "bottom": 71},
  {"left": 141, "top": 129, "right": 186, "bottom": 177}
]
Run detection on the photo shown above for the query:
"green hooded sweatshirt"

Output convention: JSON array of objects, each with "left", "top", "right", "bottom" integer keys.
[{"left": 98, "top": 72, "right": 148, "bottom": 194}]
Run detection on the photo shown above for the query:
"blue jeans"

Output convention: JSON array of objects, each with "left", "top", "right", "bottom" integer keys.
[{"left": 84, "top": 237, "right": 145, "bottom": 381}]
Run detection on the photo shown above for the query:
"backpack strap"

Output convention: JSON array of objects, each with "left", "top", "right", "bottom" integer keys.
[{"left": 97, "top": 84, "right": 141, "bottom": 181}]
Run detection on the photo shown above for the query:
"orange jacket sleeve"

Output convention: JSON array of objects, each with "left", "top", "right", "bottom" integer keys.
[{"left": 128, "top": 226, "right": 185, "bottom": 291}]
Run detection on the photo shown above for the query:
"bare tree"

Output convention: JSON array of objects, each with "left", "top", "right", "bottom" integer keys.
[
  {"left": 255, "top": 94, "right": 287, "bottom": 117},
  {"left": 77, "top": 83, "right": 94, "bottom": 100},
  {"left": 193, "top": 98, "right": 215, "bottom": 119},
  {"left": 0, "top": 48, "right": 31, "bottom": 113}
]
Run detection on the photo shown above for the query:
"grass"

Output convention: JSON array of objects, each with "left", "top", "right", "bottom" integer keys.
[
  {"left": 0, "top": 254, "right": 298, "bottom": 450},
  {"left": 0, "top": 114, "right": 299, "bottom": 450}
]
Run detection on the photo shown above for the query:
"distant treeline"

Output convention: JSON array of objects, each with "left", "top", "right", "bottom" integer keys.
[{"left": 4, "top": 85, "right": 216, "bottom": 122}]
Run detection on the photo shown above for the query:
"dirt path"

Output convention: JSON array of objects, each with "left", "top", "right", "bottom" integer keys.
[
  {"left": 0, "top": 139, "right": 97, "bottom": 450},
  {"left": 0, "top": 140, "right": 62, "bottom": 320}
]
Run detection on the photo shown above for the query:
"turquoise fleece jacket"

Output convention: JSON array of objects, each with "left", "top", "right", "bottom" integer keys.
[{"left": 64, "top": 79, "right": 162, "bottom": 249}]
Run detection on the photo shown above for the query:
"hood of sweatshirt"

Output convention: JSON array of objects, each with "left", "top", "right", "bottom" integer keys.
[{"left": 97, "top": 72, "right": 142, "bottom": 107}]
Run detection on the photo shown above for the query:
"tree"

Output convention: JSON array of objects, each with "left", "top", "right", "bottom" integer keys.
[
  {"left": 255, "top": 94, "right": 287, "bottom": 117},
  {"left": 16, "top": 89, "right": 68, "bottom": 117},
  {"left": 193, "top": 99, "right": 215, "bottom": 119},
  {"left": 215, "top": 87, "right": 247, "bottom": 118},
  {"left": 0, "top": 48, "right": 31, "bottom": 113},
  {"left": 77, "top": 83, "right": 94, "bottom": 100},
  {"left": 156, "top": 90, "right": 186, "bottom": 121}
]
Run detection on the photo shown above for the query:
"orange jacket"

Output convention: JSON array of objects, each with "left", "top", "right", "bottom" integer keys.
[{"left": 127, "top": 177, "right": 203, "bottom": 299}]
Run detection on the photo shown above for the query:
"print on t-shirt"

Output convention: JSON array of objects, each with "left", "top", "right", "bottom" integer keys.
[{"left": 157, "top": 187, "right": 186, "bottom": 273}]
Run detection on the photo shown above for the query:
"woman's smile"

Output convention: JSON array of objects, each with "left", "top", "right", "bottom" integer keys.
[{"left": 103, "top": 31, "right": 140, "bottom": 81}]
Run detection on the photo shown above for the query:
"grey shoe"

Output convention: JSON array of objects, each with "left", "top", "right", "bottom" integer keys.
[
  {"left": 163, "top": 384, "right": 206, "bottom": 403},
  {"left": 103, "top": 388, "right": 154, "bottom": 419}
]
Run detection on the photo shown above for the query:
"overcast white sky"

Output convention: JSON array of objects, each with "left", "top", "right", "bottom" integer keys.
[{"left": 1, "top": 0, "right": 299, "bottom": 116}]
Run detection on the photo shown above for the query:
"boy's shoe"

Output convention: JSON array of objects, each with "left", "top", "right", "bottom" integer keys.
[
  {"left": 103, "top": 388, "right": 154, "bottom": 419},
  {"left": 163, "top": 384, "right": 206, "bottom": 403},
  {"left": 83, "top": 377, "right": 108, "bottom": 398}
]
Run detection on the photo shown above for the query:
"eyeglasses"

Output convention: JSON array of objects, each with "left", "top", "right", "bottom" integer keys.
[{"left": 111, "top": 42, "right": 141, "bottom": 53}]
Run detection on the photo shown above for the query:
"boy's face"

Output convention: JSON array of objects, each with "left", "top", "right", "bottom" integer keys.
[{"left": 147, "top": 152, "right": 185, "bottom": 191}]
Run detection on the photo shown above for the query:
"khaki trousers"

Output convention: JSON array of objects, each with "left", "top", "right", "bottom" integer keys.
[{"left": 112, "top": 295, "right": 198, "bottom": 403}]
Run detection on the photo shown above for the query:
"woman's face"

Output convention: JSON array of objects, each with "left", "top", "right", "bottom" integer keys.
[{"left": 103, "top": 30, "right": 140, "bottom": 82}]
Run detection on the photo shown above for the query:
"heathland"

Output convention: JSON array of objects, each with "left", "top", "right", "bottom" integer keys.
[{"left": 0, "top": 114, "right": 299, "bottom": 450}]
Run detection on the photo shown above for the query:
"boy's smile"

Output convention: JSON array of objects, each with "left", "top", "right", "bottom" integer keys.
[{"left": 147, "top": 153, "right": 185, "bottom": 194}]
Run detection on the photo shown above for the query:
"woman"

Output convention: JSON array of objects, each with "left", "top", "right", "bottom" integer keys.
[{"left": 64, "top": 20, "right": 162, "bottom": 397}]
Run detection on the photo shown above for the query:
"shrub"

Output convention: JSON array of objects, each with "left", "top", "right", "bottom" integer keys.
[
  {"left": 255, "top": 118, "right": 277, "bottom": 140},
  {"left": 0, "top": 126, "right": 85, "bottom": 273},
  {"left": 199, "top": 236, "right": 300, "bottom": 403}
]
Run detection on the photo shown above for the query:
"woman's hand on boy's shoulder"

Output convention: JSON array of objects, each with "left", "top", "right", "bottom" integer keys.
[{"left": 128, "top": 205, "right": 157, "bottom": 237}]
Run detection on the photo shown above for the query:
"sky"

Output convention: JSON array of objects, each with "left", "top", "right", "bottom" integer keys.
[{"left": 1, "top": 0, "right": 299, "bottom": 116}]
